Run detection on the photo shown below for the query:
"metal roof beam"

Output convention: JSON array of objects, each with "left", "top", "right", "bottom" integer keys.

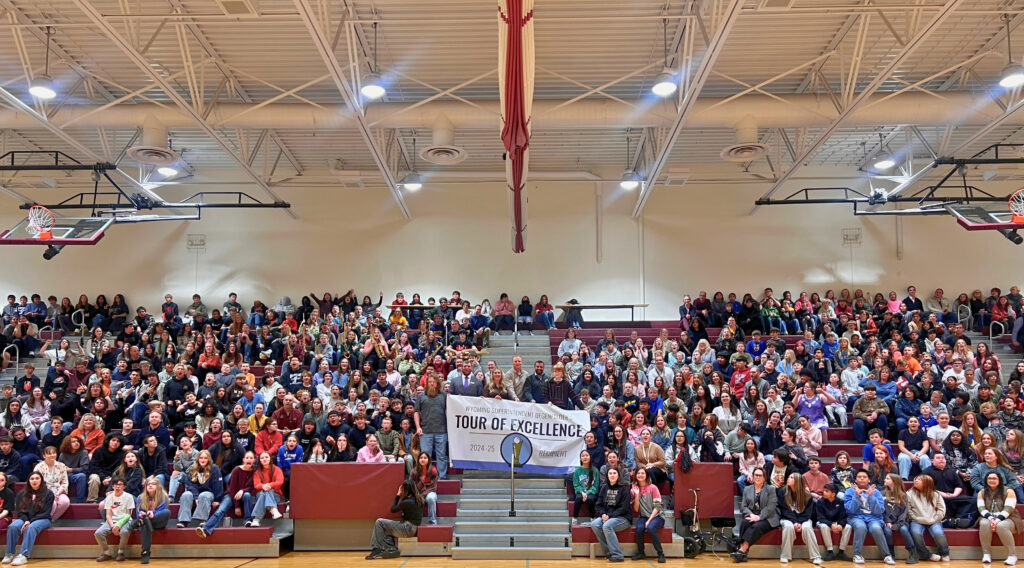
[
  {"left": 68, "top": 0, "right": 294, "bottom": 217},
  {"left": 753, "top": 0, "right": 966, "bottom": 211},
  {"left": 632, "top": 0, "right": 743, "bottom": 218},
  {"left": 292, "top": 0, "right": 410, "bottom": 219}
]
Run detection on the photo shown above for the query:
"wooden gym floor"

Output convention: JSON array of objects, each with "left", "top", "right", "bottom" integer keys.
[{"left": 18, "top": 553, "right": 994, "bottom": 567}]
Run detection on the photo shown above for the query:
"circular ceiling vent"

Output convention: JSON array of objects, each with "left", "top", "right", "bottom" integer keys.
[
  {"left": 720, "top": 142, "right": 767, "bottom": 163},
  {"left": 126, "top": 146, "right": 181, "bottom": 166},
  {"left": 420, "top": 145, "right": 468, "bottom": 165}
]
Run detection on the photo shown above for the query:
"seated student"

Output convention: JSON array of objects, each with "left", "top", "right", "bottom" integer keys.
[
  {"left": 57, "top": 435, "right": 88, "bottom": 503},
  {"left": 767, "top": 449, "right": 798, "bottom": 490},
  {"left": 861, "top": 428, "right": 894, "bottom": 464},
  {"left": 907, "top": 474, "right": 950, "bottom": 563},
  {"left": 255, "top": 419, "right": 283, "bottom": 458},
  {"left": 590, "top": 467, "right": 632, "bottom": 563},
  {"left": 572, "top": 450, "right": 599, "bottom": 524},
  {"left": 845, "top": 469, "right": 894, "bottom": 565},
  {"left": 168, "top": 436, "right": 197, "bottom": 502},
  {"left": 0, "top": 437, "right": 21, "bottom": 483},
  {"left": 868, "top": 446, "right": 897, "bottom": 489},
  {"left": 246, "top": 452, "right": 284, "bottom": 526},
  {"left": 0, "top": 473, "right": 13, "bottom": 532},
  {"left": 93, "top": 477, "right": 134, "bottom": 562},
  {"left": 631, "top": 468, "right": 665, "bottom": 564},
  {"left": 922, "top": 453, "right": 974, "bottom": 526},
  {"left": 731, "top": 467, "right": 779, "bottom": 563},
  {"left": 4, "top": 471, "right": 53, "bottom": 566},
  {"left": 197, "top": 451, "right": 256, "bottom": 538},
  {"left": 897, "top": 417, "right": 932, "bottom": 480},
  {"left": 411, "top": 453, "right": 439, "bottom": 526},
  {"left": 851, "top": 385, "right": 889, "bottom": 443},
  {"left": 87, "top": 434, "right": 126, "bottom": 503},
  {"left": 736, "top": 438, "right": 764, "bottom": 495},
  {"left": 815, "top": 483, "right": 853, "bottom": 562},
  {"left": 365, "top": 480, "right": 422, "bottom": 560},
  {"left": 882, "top": 473, "right": 912, "bottom": 564},
  {"left": 134, "top": 476, "right": 170, "bottom": 564},
  {"left": 780, "top": 429, "right": 808, "bottom": 473},
  {"left": 31, "top": 447, "right": 68, "bottom": 520},
  {"left": 175, "top": 449, "right": 223, "bottom": 528},
  {"left": 327, "top": 434, "right": 357, "bottom": 462},
  {"left": 137, "top": 435, "right": 169, "bottom": 487},
  {"left": 978, "top": 471, "right": 1022, "bottom": 565},
  {"left": 803, "top": 457, "right": 829, "bottom": 499},
  {"left": 972, "top": 448, "right": 1023, "bottom": 502},
  {"left": 778, "top": 472, "right": 820, "bottom": 564},
  {"left": 829, "top": 450, "right": 856, "bottom": 491}
]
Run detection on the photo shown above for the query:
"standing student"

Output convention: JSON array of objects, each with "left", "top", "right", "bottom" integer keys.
[
  {"left": 844, "top": 469, "right": 894, "bottom": 565},
  {"left": 93, "top": 477, "right": 134, "bottom": 561},
  {"left": 978, "top": 471, "right": 1021, "bottom": 565},
  {"left": 778, "top": 472, "right": 820, "bottom": 564},
  {"left": 591, "top": 467, "right": 632, "bottom": 563},
  {"left": 414, "top": 375, "right": 448, "bottom": 479},
  {"left": 731, "top": 467, "right": 779, "bottom": 563},
  {"left": 135, "top": 476, "right": 170, "bottom": 564},
  {"left": 246, "top": 452, "right": 283, "bottom": 526},
  {"left": 3, "top": 472, "right": 53, "bottom": 566},
  {"left": 631, "top": 468, "right": 665, "bottom": 564},
  {"left": 906, "top": 475, "right": 950, "bottom": 562},
  {"left": 175, "top": 450, "right": 223, "bottom": 528},
  {"left": 365, "top": 479, "right": 422, "bottom": 560}
]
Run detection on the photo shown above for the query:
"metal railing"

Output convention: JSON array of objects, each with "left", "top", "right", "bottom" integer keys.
[
  {"left": 2, "top": 344, "right": 18, "bottom": 379},
  {"left": 991, "top": 319, "right": 1008, "bottom": 343},
  {"left": 513, "top": 318, "right": 519, "bottom": 354},
  {"left": 956, "top": 304, "right": 972, "bottom": 328},
  {"left": 71, "top": 309, "right": 87, "bottom": 342}
]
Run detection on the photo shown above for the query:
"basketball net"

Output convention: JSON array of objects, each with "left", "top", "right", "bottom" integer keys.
[{"left": 27, "top": 205, "right": 55, "bottom": 240}]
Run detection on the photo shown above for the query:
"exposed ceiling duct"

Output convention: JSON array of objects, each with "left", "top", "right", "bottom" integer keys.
[
  {"left": 720, "top": 115, "right": 767, "bottom": 162},
  {"left": 0, "top": 92, "right": 1015, "bottom": 132},
  {"left": 419, "top": 114, "right": 468, "bottom": 165},
  {"left": 125, "top": 116, "right": 180, "bottom": 166}
]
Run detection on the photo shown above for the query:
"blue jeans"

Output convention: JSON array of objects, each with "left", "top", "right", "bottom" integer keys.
[
  {"left": 250, "top": 489, "right": 281, "bottom": 520},
  {"left": 736, "top": 474, "right": 749, "bottom": 495},
  {"left": 592, "top": 516, "right": 629, "bottom": 560},
  {"left": 6, "top": 519, "right": 50, "bottom": 557},
  {"left": 897, "top": 454, "right": 931, "bottom": 479},
  {"left": 884, "top": 523, "right": 913, "bottom": 554},
  {"left": 635, "top": 515, "right": 665, "bottom": 554},
  {"left": 536, "top": 312, "right": 555, "bottom": 329},
  {"left": 424, "top": 491, "right": 437, "bottom": 523},
  {"left": 178, "top": 490, "right": 215, "bottom": 523},
  {"left": 852, "top": 414, "right": 888, "bottom": 443},
  {"left": 909, "top": 522, "right": 949, "bottom": 557},
  {"left": 850, "top": 518, "right": 890, "bottom": 558},
  {"left": 420, "top": 433, "right": 448, "bottom": 479},
  {"left": 203, "top": 492, "right": 253, "bottom": 534},
  {"left": 69, "top": 472, "right": 87, "bottom": 502},
  {"left": 168, "top": 473, "right": 184, "bottom": 501}
]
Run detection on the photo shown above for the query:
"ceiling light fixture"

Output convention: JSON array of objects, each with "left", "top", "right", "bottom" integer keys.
[
  {"left": 1000, "top": 14, "right": 1024, "bottom": 88},
  {"left": 619, "top": 134, "right": 640, "bottom": 190},
  {"left": 156, "top": 166, "right": 178, "bottom": 177},
  {"left": 402, "top": 136, "right": 422, "bottom": 191},
  {"left": 360, "top": 22, "right": 386, "bottom": 100},
  {"left": 651, "top": 18, "right": 677, "bottom": 98},
  {"left": 865, "top": 133, "right": 897, "bottom": 172},
  {"left": 29, "top": 27, "right": 57, "bottom": 100}
]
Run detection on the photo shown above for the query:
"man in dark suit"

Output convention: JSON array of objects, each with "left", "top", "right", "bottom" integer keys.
[{"left": 449, "top": 371, "right": 482, "bottom": 397}]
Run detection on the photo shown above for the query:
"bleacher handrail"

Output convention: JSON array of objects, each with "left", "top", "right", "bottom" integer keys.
[
  {"left": 955, "top": 304, "right": 971, "bottom": 327},
  {"left": 71, "top": 309, "right": 87, "bottom": 342},
  {"left": 991, "top": 319, "right": 1007, "bottom": 343},
  {"left": 2, "top": 344, "right": 18, "bottom": 379}
]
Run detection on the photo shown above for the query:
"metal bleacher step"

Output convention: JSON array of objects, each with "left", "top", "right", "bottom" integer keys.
[{"left": 450, "top": 545, "right": 571, "bottom": 560}]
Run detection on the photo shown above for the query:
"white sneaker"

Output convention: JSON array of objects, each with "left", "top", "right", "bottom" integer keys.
[
  {"left": 813, "top": 558, "right": 823, "bottom": 565},
  {"left": 269, "top": 508, "right": 283, "bottom": 520},
  {"left": 940, "top": 557, "right": 949, "bottom": 562},
  {"left": 250, "top": 518, "right": 260, "bottom": 527},
  {"left": 1006, "top": 556, "right": 1018, "bottom": 566},
  {"left": 1, "top": 555, "right": 13, "bottom": 564},
  {"left": 885, "top": 556, "right": 896, "bottom": 565},
  {"left": 984, "top": 555, "right": 992, "bottom": 564},
  {"left": 854, "top": 555, "right": 866, "bottom": 564},
  {"left": 780, "top": 558, "right": 789, "bottom": 563},
  {"left": 929, "top": 555, "right": 941, "bottom": 562},
  {"left": 11, "top": 555, "right": 26, "bottom": 566}
]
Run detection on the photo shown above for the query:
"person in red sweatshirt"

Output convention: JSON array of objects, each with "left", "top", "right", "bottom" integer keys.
[{"left": 245, "top": 452, "right": 283, "bottom": 527}]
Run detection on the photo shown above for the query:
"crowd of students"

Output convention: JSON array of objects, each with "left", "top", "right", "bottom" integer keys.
[{"left": 0, "top": 285, "right": 1020, "bottom": 564}]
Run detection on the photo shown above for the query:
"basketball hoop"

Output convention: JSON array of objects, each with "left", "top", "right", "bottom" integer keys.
[{"left": 27, "top": 205, "right": 55, "bottom": 239}]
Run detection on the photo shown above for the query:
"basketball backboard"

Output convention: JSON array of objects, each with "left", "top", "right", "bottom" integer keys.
[
  {"left": 945, "top": 204, "right": 1024, "bottom": 232},
  {"left": 0, "top": 216, "right": 111, "bottom": 245}
]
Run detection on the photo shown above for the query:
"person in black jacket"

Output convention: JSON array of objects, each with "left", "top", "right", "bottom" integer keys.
[
  {"left": 591, "top": 467, "right": 632, "bottom": 563},
  {"left": 3, "top": 471, "right": 53, "bottom": 564},
  {"left": 136, "top": 435, "right": 169, "bottom": 486},
  {"left": 87, "top": 434, "right": 126, "bottom": 503},
  {"left": 545, "top": 363, "right": 583, "bottom": 410},
  {"left": 366, "top": 479, "right": 422, "bottom": 560},
  {"left": 0, "top": 438, "right": 21, "bottom": 483},
  {"left": 208, "top": 431, "right": 244, "bottom": 482},
  {"left": 0, "top": 472, "right": 15, "bottom": 532},
  {"left": 814, "top": 483, "right": 852, "bottom": 561},
  {"left": 777, "top": 472, "right": 820, "bottom": 564}
]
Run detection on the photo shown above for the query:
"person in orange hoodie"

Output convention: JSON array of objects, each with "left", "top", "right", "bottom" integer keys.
[
  {"left": 254, "top": 419, "right": 283, "bottom": 458},
  {"left": 245, "top": 452, "right": 283, "bottom": 526}
]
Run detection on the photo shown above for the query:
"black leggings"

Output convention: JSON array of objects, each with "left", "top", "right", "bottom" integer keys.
[
  {"left": 739, "top": 519, "right": 777, "bottom": 547},
  {"left": 645, "top": 467, "right": 669, "bottom": 487},
  {"left": 572, "top": 492, "right": 596, "bottom": 518}
]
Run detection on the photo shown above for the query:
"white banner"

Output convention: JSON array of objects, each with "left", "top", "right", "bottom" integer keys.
[{"left": 446, "top": 395, "right": 589, "bottom": 475}]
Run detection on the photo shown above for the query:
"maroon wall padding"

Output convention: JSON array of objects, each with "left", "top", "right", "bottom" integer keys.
[
  {"left": 571, "top": 526, "right": 672, "bottom": 543},
  {"left": 674, "top": 462, "right": 734, "bottom": 519},
  {"left": 37, "top": 526, "right": 273, "bottom": 546},
  {"left": 289, "top": 462, "right": 406, "bottom": 519}
]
